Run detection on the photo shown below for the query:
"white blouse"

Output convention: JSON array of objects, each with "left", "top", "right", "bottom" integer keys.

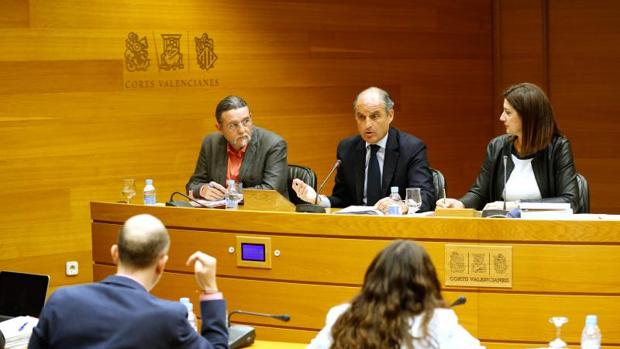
[
  {"left": 306, "top": 304, "right": 485, "bottom": 349},
  {"left": 504, "top": 153, "right": 542, "bottom": 202}
]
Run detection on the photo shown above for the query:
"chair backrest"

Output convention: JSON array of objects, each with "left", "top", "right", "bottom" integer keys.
[
  {"left": 575, "top": 172, "right": 590, "bottom": 213},
  {"left": 287, "top": 164, "right": 318, "bottom": 205},
  {"left": 430, "top": 168, "right": 447, "bottom": 203}
]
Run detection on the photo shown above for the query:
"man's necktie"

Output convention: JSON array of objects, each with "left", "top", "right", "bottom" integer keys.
[{"left": 366, "top": 144, "right": 381, "bottom": 205}]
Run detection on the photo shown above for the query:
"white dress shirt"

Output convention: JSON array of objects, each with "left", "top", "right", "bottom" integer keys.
[{"left": 317, "top": 133, "right": 389, "bottom": 208}]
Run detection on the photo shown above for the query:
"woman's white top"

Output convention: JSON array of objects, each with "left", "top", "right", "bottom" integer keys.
[
  {"left": 504, "top": 153, "right": 542, "bottom": 202},
  {"left": 306, "top": 304, "right": 485, "bottom": 349}
]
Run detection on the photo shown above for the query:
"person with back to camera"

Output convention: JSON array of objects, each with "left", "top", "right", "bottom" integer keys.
[
  {"left": 435, "top": 82, "right": 578, "bottom": 212},
  {"left": 307, "top": 240, "right": 484, "bottom": 349},
  {"left": 29, "top": 214, "right": 227, "bottom": 349}
]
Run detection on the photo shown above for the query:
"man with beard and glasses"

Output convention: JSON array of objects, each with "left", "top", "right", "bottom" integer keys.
[{"left": 186, "top": 95, "right": 288, "bottom": 200}]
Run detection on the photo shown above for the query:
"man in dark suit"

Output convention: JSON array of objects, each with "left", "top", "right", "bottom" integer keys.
[
  {"left": 186, "top": 95, "right": 288, "bottom": 200},
  {"left": 292, "top": 87, "right": 435, "bottom": 213},
  {"left": 29, "top": 214, "right": 228, "bottom": 349}
]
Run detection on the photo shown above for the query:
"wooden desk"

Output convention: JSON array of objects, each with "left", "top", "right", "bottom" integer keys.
[
  {"left": 250, "top": 340, "right": 306, "bottom": 348},
  {"left": 91, "top": 202, "right": 620, "bottom": 349}
]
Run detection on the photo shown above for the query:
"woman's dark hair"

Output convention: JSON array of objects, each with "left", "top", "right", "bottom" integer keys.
[
  {"left": 329, "top": 240, "right": 446, "bottom": 349},
  {"left": 504, "top": 82, "right": 560, "bottom": 155}
]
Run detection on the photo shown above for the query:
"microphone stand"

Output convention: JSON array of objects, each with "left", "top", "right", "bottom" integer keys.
[
  {"left": 165, "top": 191, "right": 209, "bottom": 208},
  {"left": 296, "top": 160, "right": 341, "bottom": 213},
  {"left": 482, "top": 155, "right": 510, "bottom": 218}
]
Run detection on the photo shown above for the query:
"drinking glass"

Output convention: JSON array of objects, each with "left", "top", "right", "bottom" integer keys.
[
  {"left": 405, "top": 187, "right": 422, "bottom": 215},
  {"left": 121, "top": 178, "right": 137, "bottom": 204},
  {"left": 225, "top": 181, "right": 244, "bottom": 209},
  {"left": 548, "top": 316, "right": 569, "bottom": 348}
]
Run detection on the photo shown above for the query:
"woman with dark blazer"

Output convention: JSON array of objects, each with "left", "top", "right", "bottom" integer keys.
[{"left": 437, "top": 82, "right": 579, "bottom": 211}]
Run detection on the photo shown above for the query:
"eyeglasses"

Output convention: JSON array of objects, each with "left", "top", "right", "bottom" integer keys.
[{"left": 225, "top": 116, "right": 252, "bottom": 131}]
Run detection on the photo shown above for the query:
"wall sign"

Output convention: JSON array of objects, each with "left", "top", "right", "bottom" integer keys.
[
  {"left": 444, "top": 244, "right": 513, "bottom": 288},
  {"left": 123, "top": 31, "right": 219, "bottom": 89}
]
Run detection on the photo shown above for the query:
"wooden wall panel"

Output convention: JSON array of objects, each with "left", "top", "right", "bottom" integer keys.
[
  {"left": 0, "top": 0, "right": 493, "bottom": 291},
  {"left": 0, "top": 0, "right": 29, "bottom": 28},
  {"left": 494, "top": 0, "right": 620, "bottom": 213},
  {"left": 493, "top": 0, "right": 546, "bottom": 134},
  {"left": 547, "top": 0, "right": 620, "bottom": 214}
]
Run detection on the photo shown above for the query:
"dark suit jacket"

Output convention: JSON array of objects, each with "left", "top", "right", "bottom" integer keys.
[
  {"left": 28, "top": 275, "right": 228, "bottom": 349},
  {"left": 186, "top": 126, "right": 288, "bottom": 197},
  {"left": 329, "top": 127, "right": 436, "bottom": 212},
  {"left": 460, "top": 134, "right": 579, "bottom": 211}
]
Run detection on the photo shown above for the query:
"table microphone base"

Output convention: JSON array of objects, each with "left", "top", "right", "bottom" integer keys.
[
  {"left": 295, "top": 204, "right": 326, "bottom": 213},
  {"left": 481, "top": 209, "right": 508, "bottom": 218},
  {"left": 228, "top": 324, "right": 256, "bottom": 349}
]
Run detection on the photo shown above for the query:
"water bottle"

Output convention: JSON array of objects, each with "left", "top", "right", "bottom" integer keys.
[
  {"left": 143, "top": 179, "right": 156, "bottom": 205},
  {"left": 581, "top": 315, "right": 601, "bottom": 349},
  {"left": 180, "top": 297, "right": 198, "bottom": 332},
  {"left": 387, "top": 186, "right": 402, "bottom": 215},
  {"left": 225, "top": 180, "right": 242, "bottom": 209}
]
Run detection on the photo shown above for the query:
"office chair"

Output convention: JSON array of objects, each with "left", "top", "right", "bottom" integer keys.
[
  {"left": 430, "top": 167, "right": 447, "bottom": 203},
  {"left": 575, "top": 172, "right": 590, "bottom": 213},
  {"left": 287, "top": 164, "right": 317, "bottom": 205}
]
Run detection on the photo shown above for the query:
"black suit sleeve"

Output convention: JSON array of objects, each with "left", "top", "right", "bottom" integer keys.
[{"left": 460, "top": 141, "right": 496, "bottom": 210}]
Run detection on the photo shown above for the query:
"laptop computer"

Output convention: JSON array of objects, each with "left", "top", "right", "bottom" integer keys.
[{"left": 0, "top": 271, "right": 49, "bottom": 322}]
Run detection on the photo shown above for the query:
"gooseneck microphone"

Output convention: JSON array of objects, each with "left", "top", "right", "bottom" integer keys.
[
  {"left": 482, "top": 154, "right": 510, "bottom": 218},
  {"left": 227, "top": 310, "right": 290, "bottom": 328},
  {"left": 228, "top": 310, "right": 291, "bottom": 349},
  {"left": 503, "top": 154, "right": 508, "bottom": 212},
  {"left": 296, "top": 160, "right": 341, "bottom": 213},
  {"left": 449, "top": 296, "right": 467, "bottom": 307},
  {"left": 165, "top": 191, "right": 208, "bottom": 208},
  {"left": 315, "top": 160, "right": 342, "bottom": 204}
]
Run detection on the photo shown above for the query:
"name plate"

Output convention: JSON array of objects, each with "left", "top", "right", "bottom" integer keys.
[{"left": 444, "top": 244, "right": 512, "bottom": 288}]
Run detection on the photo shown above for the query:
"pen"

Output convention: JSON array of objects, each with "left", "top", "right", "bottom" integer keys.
[
  {"left": 18, "top": 321, "right": 28, "bottom": 331},
  {"left": 443, "top": 188, "right": 447, "bottom": 206}
]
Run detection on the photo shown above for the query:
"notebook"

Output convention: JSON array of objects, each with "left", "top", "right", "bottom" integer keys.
[{"left": 0, "top": 271, "right": 49, "bottom": 322}]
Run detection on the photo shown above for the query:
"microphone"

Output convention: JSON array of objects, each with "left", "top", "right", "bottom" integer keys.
[
  {"left": 228, "top": 310, "right": 291, "bottom": 349},
  {"left": 482, "top": 155, "right": 509, "bottom": 218},
  {"left": 503, "top": 154, "right": 508, "bottom": 212},
  {"left": 165, "top": 191, "right": 208, "bottom": 208},
  {"left": 296, "top": 160, "right": 341, "bottom": 213},
  {"left": 449, "top": 296, "right": 467, "bottom": 307}
]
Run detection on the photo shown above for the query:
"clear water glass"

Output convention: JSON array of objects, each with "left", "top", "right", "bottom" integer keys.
[
  {"left": 405, "top": 187, "right": 422, "bottom": 214},
  {"left": 121, "top": 178, "right": 136, "bottom": 204},
  {"left": 548, "top": 316, "right": 569, "bottom": 348},
  {"left": 225, "top": 181, "right": 244, "bottom": 209}
]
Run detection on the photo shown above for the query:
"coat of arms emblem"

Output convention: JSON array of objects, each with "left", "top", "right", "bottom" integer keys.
[
  {"left": 493, "top": 253, "right": 508, "bottom": 274},
  {"left": 159, "top": 34, "right": 184, "bottom": 71},
  {"left": 195, "top": 33, "right": 218, "bottom": 71},
  {"left": 449, "top": 251, "right": 466, "bottom": 273},
  {"left": 124, "top": 32, "right": 150, "bottom": 72},
  {"left": 470, "top": 253, "right": 487, "bottom": 274}
]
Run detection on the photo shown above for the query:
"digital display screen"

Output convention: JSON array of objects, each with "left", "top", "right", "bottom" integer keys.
[{"left": 241, "top": 243, "right": 266, "bottom": 262}]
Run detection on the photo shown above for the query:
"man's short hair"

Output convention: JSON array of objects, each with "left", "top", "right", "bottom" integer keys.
[
  {"left": 215, "top": 95, "right": 249, "bottom": 124},
  {"left": 117, "top": 214, "right": 170, "bottom": 269},
  {"left": 353, "top": 87, "right": 395, "bottom": 112}
]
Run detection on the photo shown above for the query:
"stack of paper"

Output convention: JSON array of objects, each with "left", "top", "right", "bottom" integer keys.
[
  {"left": 520, "top": 202, "right": 573, "bottom": 220},
  {"left": 334, "top": 205, "right": 383, "bottom": 215},
  {"left": 0, "top": 316, "right": 39, "bottom": 348}
]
